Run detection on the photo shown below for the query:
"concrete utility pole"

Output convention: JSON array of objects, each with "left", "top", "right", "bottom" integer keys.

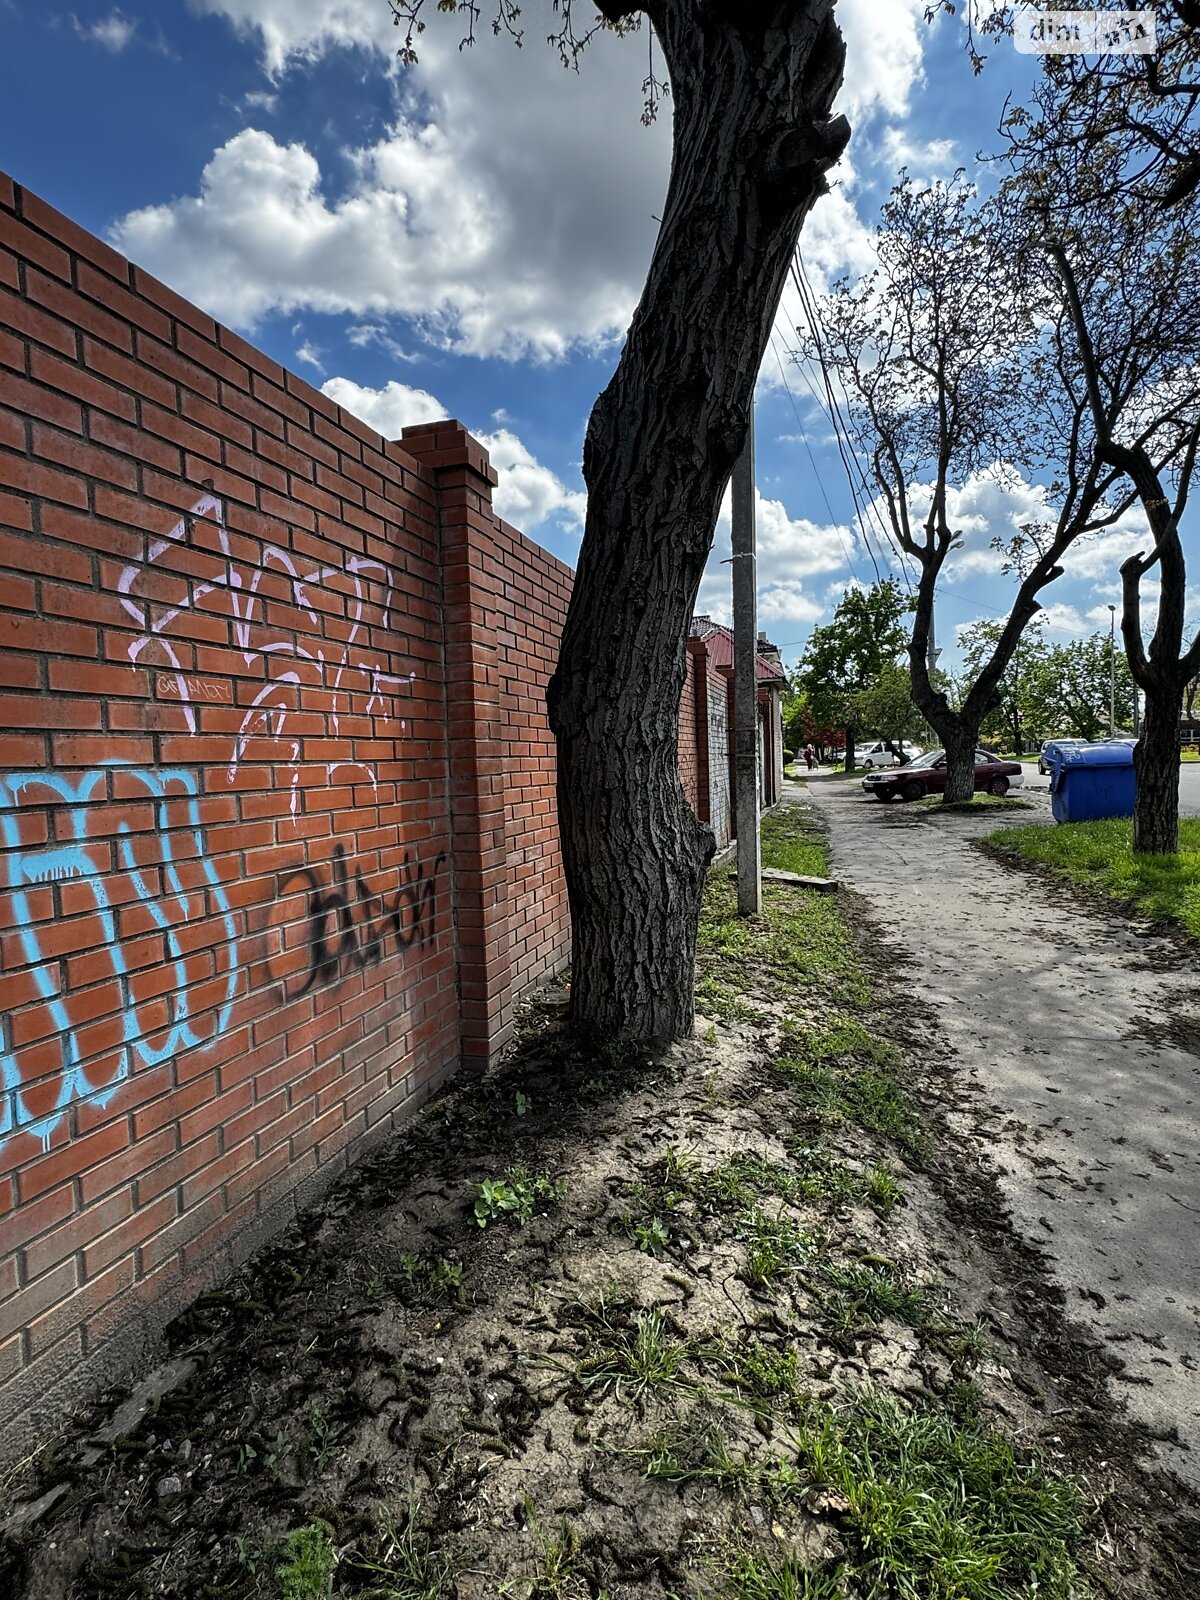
[{"left": 732, "top": 412, "right": 761, "bottom": 918}]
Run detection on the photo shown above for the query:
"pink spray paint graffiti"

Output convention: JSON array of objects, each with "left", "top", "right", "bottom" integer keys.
[{"left": 117, "top": 493, "right": 417, "bottom": 812}]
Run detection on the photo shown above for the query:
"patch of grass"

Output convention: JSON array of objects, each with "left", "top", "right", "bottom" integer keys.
[
  {"left": 739, "top": 1207, "right": 816, "bottom": 1287},
  {"left": 716, "top": 1337, "right": 802, "bottom": 1401},
  {"left": 640, "top": 1412, "right": 749, "bottom": 1491},
  {"left": 473, "top": 1167, "right": 565, "bottom": 1229},
  {"left": 705, "top": 1152, "right": 800, "bottom": 1209},
  {"left": 772, "top": 1019, "right": 928, "bottom": 1162},
  {"left": 555, "top": 1292, "right": 698, "bottom": 1406},
  {"left": 985, "top": 816, "right": 1200, "bottom": 938},
  {"left": 783, "top": 1140, "right": 863, "bottom": 1207},
  {"left": 515, "top": 1496, "right": 584, "bottom": 1598},
  {"left": 277, "top": 1522, "right": 337, "bottom": 1600},
  {"left": 760, "top": 809, "right": 828, "bottom": 878},
  {"left": 815, "top": 1257, "right": 932, "bottom": 1337},
  {"left": 694, "top": 967, "right": 765, "bottom": 1023},
  {"left": 347, "top": 1496, "right": 455, "bottom": 1599},
  {"left": 913, "top": 792, "right": 1034, "bottom": 812},
  {"left": 865, "top": 1161, "right": 904, "bottom": 1215},
  {"left": 796, "top": 1387, "right": 1088, "bottom": 1600},
  {"left": 722, "top": 1550, "right": 844, "bottom": 1600},
  {"left": 697, "top": 909, "right": 752, "bottom": 956},
  {"left": 696, "top": 810, "right": 868, "bottom": 1018},
  {"left": 639, "top": 1412, "right": 803, "bottom": 1507}
]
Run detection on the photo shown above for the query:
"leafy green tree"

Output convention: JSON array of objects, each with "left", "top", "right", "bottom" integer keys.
[
  {"left": 961, "top": 619, "right": 1136, "bottom": 746},
  {"left": 395, "top": 0, "right": 851, "bottom": 1041},
  {"left": 782, "top": 685, "right": 840, "bottom": 761},
  {"left": 851, "top": 662, "right": 923, "bottom": 753},
  {"left": 794, "top": 581, "right": 912, "bottom": 769},
  {"left": 1043, "top": 635, "right": 1136, "bottom": 741},
  {"left": 959, "top": 617, "right": 1050, "bottom": 753}
]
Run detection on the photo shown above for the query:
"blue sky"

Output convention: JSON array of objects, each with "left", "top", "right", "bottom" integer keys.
[{"left": 0, "top": 0, "right": 1183, "bottom": 673}]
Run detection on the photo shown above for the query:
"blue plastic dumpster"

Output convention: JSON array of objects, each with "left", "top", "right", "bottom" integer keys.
[{"left": 1051, "top": 742, "right": 1136, "bottom": 823}]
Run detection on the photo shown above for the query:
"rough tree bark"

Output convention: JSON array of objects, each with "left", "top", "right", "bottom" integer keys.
[
  {"left": 545, "top": 0, "right": 850, "bottom": 1045},
  {"left": 1116, "top": 458, "right": 1200, "bottom": 852}
]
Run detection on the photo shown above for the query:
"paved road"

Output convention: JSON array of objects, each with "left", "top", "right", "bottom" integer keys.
[
  {"left": 1020, "top": 759, "right": 1200, "bottom": 814},
  {"left": 804, "top": 773, "right": 1200, "bottom": 1488}
]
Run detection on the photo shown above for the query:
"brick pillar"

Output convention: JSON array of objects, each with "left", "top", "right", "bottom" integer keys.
[{"left": 402, "top": 422, "right": 514, "bottom": 1070}]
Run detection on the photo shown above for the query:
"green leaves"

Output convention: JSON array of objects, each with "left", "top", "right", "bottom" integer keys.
[{"left": 472, "top": 1166, "right": 565, "bottom": 1228}]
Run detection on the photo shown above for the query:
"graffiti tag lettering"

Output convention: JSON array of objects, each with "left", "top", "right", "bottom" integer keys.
[
  {"left": 0, "top": 768, "right": 240, "bottom": 1149},
  {"left": 119, "top": 493, "right": 417, "bottom": 814},
  {"left": 272, "top": 845, "right": 446, "bottom": 999}
]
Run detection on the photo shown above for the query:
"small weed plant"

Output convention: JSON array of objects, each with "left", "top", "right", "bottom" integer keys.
[
  {"left": 277, "top": 1521, "right": 337, "bottom": 1600},
  {"left": 474, "top": 1167, "right": 565, "bottom": 1229}
]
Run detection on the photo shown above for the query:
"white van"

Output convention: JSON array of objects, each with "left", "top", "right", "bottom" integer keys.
[{"left": 854, "top": 740, "right": 923, "bottom": 769}]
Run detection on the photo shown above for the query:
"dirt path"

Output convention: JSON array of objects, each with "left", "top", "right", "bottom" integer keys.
[
  {"left": 4, "top": 795, "right": 1197, "bottom": 1600},
  {"left": 805, "top": 773, "right": 1200, "bottom": 1489}
]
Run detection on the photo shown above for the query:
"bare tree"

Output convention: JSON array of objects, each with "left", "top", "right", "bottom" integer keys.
[
  {"left": 394, "top": 1, "right": 850, "bottom": 1041},
  {"left": 954, "top": 1, "right": 1200, "bottom": 207},
  {"left": 1003, "top": 109, "right": 1200, "bottom": 851},
  {"left": 798, "top": 176, "right": 1129, "bottom": 801}
]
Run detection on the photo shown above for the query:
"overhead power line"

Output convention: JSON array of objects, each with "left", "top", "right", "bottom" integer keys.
[
  {"left": 767, "top": 330, "right": 859, "bottom": 583},
  {"left": 789, "top": 252, "right": 920, "bottom": 596}
]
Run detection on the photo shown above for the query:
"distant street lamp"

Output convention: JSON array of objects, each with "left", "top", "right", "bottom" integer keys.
[{"left": 1109, "top": 604, "right": 1117, "bottom": 737}]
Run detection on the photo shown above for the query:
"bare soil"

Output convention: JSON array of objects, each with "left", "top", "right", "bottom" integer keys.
[{"left": 1, "top": 791, "right": 1197, "bottom": 1600}]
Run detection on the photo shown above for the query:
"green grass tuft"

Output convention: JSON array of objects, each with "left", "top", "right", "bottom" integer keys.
[
  {"left": 772, "top": 1018, "right": 928, "bottom": 1162},
  {"left": 797, "top": 1387, "right": 1087, "bottom": 1599},
  {"left": 277, "top": 1522, "right": 337, "bottom": 1600}
]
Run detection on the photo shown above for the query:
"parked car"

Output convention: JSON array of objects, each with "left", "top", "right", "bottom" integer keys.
[
  {"left": 861, "top": 748, "right": 1023, "bottom": 802},
  {"left": 854, "top": 739, "right": 924, "bottom": 770},
  {"left": 1037, "top": 737, "right": 1090, "bottom": 776}
]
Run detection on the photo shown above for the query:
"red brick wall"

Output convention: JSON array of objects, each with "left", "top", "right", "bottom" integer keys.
[
  {"left": 679, "top": 644, "right": 702, "bottom": 818},
  {"left": 496, "top": 520, "right": 572, "bottom": 1009},
  {"left": 0, "top": 174, "right": 571, "bottom": 1452}
]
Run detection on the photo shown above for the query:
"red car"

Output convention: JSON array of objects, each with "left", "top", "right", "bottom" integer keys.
[{"left": 861, "top": 748, "right": 1024, "bottom": 802}]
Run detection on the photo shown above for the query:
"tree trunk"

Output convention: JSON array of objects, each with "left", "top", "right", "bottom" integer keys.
[
  {"left": 844, "top": 723, "right": 856, "bottom": 772},
  {"left": 941, "top": 724, "right": 978, "bottom": 804},
  {"left": 545, "top": 3, "right": 850, "bottom": 1046},
  {"left": 1133, "top": 678, "right": 1183, "bottom": 853}
]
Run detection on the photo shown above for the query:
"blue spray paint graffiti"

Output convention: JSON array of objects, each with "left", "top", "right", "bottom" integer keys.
[{"left": 0, "top": 768, "right": 240, "bottom": 1149}]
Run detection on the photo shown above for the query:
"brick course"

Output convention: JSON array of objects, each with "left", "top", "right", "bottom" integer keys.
[{"left": 0, "top": 173, "right": 572, "bottom": 1454}]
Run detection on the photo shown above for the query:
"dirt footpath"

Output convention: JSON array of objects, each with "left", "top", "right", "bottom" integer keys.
[{"left": 805, "top": 774, "right": 1200, "bottom": 1490}]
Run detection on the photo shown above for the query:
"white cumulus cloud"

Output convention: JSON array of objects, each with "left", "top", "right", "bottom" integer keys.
[
  {"left": 141, "top": 1, "right": 931, "bottom": 361},
  {"left": 73, "top": 7, "right": 137, "bottom": 50},
  {"left": 321, "top": 377, "right": 584, "bottom": 533},
  {"left": 696, "top": 485, "right": 856, "bottom": 632}
]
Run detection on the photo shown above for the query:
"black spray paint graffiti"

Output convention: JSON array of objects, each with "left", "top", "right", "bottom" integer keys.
[{"left": 276, "top": 846, "right": 447, "bottom": 998}]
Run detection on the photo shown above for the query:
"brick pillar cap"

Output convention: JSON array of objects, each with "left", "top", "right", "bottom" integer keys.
[{"left": 399, "top": 420, "right": 499, "bottom": 487}]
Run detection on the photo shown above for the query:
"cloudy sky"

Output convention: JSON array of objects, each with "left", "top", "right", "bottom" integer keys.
[{"left": 1, "top": 0, "right": 1187, "bottom": 670}]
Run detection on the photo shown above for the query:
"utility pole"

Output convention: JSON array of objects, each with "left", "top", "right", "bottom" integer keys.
[
  {"left": 732, "top": 411, "right": 761, "bottom": 918},
  {"left": 1109, "top": 604, "right": 1117, "bottom": 737},
  {"left": 927, "top": 603, "right": 939, "bottom": 682}
]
